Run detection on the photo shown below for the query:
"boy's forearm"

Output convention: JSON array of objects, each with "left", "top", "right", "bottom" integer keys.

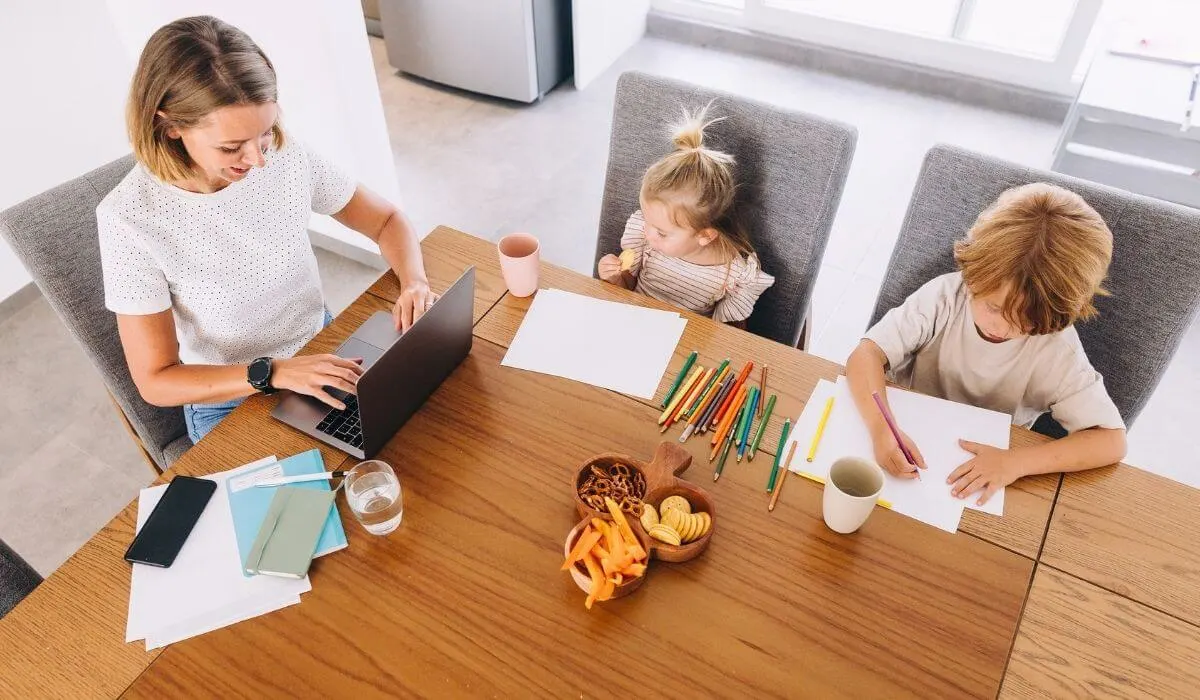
[
  {"left": 845, "top": 340, "right": 891, "bottom": 437},
  {"left": 1013, "top": 427, "right": 1127, "bottom": 477}
]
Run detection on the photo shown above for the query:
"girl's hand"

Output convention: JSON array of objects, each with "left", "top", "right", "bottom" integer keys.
[
  {"left": 394, "top": 279, "right": 438, "bottom": 331},
  {"left": 597, "top": 254, "right": 624, "bottom": 285},
  {"left": 871, "top": 425, "right": 926, "bottom": 478},
  {"left": 272, "top": 354, "right": 365, "bottom": 410},
  {"left": 947, "top": 440, "right": 1022, "bottom": 506}
]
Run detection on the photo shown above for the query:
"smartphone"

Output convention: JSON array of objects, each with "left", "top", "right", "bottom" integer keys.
[{"left": 124, "top": 475, "right": 217, "bottom": 568}]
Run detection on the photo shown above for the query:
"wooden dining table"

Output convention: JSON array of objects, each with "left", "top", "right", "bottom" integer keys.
[{"left": 2, "top": 226, "right": 1197, "bottom": 698}]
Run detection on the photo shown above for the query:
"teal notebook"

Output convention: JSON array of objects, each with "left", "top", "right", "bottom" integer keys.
[
  {"left": 227, "top": 449, "right": 348, "bottom": 578},
  {"left": 243, "top": 487, "right": 335, "bottom": 578}
]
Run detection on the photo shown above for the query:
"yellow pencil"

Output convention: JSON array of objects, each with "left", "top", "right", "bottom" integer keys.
[
  {"left": 796, "top": 471, "right": 892, "bottom": 510},
  {"left": 658, "top": 366, "right": 703, "bottom": 425},
  {"left": 805, "top": 397, "right": 835, "bottom": 462}
]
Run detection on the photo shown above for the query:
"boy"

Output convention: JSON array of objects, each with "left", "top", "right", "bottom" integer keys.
[{"left": 846, "top": 183, "right": 1127, "bottom": 506}]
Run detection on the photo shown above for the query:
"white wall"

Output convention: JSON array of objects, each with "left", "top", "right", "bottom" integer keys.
[
  {"left": 572, "top": 0, "right": 652, "bottom": 89},
  {"left": 0, "top": 1, "right": 131, "bottom": 302},
  {"left": 0, "top": 0, "right": 399, "bottom": 305}
]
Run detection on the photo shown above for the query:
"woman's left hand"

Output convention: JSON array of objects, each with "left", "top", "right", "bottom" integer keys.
[
  {"left": 947, "top": 440, "right": 1023, "bottom": 506},
  {"left": 394, "top": 279, "right": 438, "bottom": 331}
]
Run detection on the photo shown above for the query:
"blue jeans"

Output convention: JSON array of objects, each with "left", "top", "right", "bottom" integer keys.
[{"left": 185, "top": 309, "right": 334, "bottom": 443}]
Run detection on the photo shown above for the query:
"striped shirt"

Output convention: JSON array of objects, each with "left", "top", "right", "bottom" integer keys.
[{"left": 620, "top": 210, "right": 774, "bottom": 323}]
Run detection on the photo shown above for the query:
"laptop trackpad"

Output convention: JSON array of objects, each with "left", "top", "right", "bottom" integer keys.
[{"left": 336, "top": 337, "right": 387, "bottom": 370}]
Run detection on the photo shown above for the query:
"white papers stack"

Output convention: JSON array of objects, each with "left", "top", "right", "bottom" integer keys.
[
  {"left": 787, "top": 377, "right": 1011, "bottom": 533},
  {"left": 126, "top": 456, "right": 311, "bottom": 650},
  {"left": 501, "top": 289, "right": 687, "bottom": 399}
]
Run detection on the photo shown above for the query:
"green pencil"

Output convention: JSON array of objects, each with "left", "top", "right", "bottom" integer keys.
[
  {"left": 748, "top": 394, "right": 777, "bottom": 461},
  {"left": 684, "top": 358, "right": 728, "bottom": 420},
  {"left": 713, "top": 428, "right": 735, "bottom": 481},
  {"left": 661, "top": 350, "right": 698, "bottom": 408},
  {"left": 733, "top": 387, "right": 755, "bottom": 460},
  {"left": 766, "top": 418, "right": 792, "bottom": 493},
  {"left": 736, "top": 387, "right": 759, "bottom": 462}
]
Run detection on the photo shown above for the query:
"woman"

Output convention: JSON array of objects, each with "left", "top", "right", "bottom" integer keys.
[{"left": 98, "top": 16, "right": 435, "bottom": 443}]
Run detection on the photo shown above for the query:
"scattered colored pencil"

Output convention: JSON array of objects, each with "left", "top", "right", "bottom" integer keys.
[
  {"left": 766, "top": 419, "right": 791, "bottom": 493},
  {"left": 736, "top": 387, "right": 759, "bottom": 462},
  {"left": 671, "top": 367, "right": 712, "bottom": 424},
  {"left": 679, "top": 366, "right": 729, "bottom": 441},
  {"left": 658, "top": 365, "right": 702, "bottom": 425},
  {"left": 871, "top": 390, "right": 920, "bottom": 479},
  {"left": 768, "top": 440, "right": 799, "bottom": 512},
  {"left": 709, "top": 361, "right": 754, "bottom": 431},
  {"left": 713, "top": 427, "right": 735, "bottom": 481},
  {"left": 709, "top": 384, "right": 748, "bottom": 461},
  {"left": 805, "top": 397, "right": 835, "bottom": 462},
  {"left": 687, "top": 363, "right": 728, "bottom": 421},
  {"left": 661, "top": 351, "right": 697, "bottom": 408},
  {"left": 748, "top": 393, "right": 777, "bottom": 460},
  {"left": 696, "top": 375, "right": 735, "bottom": 435},
  {"left": 758, "top": 366, "right": 768, "bottom": 417}
]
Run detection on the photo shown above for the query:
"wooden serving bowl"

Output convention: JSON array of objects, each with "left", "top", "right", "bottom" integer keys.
[
  {"left": 572, "top": 441, "right": 716, "bottom": 563},
  {"left": 563, "top": 517, "right": 651, "bottom": 599}
]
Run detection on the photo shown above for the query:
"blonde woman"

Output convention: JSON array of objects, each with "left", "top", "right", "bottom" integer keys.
[
  {"left": 597, "top": 107, "right": 774, "bottom": 326},
  {"left": 99, "top": 16, "right": 435, "bottom": 443}
]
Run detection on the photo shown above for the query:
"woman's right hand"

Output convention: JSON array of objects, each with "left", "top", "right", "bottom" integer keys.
[
  {"left": 271, "top": 354, "right": 365, "bottom": 410},
  {"left": 871, "top": 425, "right": 926, "bottom": 478}
]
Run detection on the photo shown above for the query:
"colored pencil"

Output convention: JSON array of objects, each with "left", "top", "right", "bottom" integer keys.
[
  {"left": 758, "top": 366, "right": 768, "bottom": 417},
  {"left": 748, "top": 393, "right": 777, "bottom": 460},
  {"left": 805, "top": 397, "right": 835, "bottom": 462},
  {"left": 871, "top": 390, "right": 920, "bottom": 479},
  {"left": 709, "top": 384, "right": 748, "bottom": 460},
  {"left": 768, "top": 440, "right": 799, "bottom": 512},
  {"left": 686, "top": 363, "right": 728, "bottom": 422},
  {"left": 672, "top": 367, "right": 712, "bottom": 423},
  {"left": 766, "top": 419, "right": 791, "bottom": 493},
  {"left": 737, "top": 387, "right": 759, "bottom": 462},
  {"left": 679, "top": 366, "right": 730, "bottom": 441},
  {"left": 796, "top": 471, "right": 893, "bottom": 510},
  {"left": 713, "top": 427, "right": 735, "bottom": 481},
  {"left": 661, "top": 351, "right": 697, "bottom": 408},
  {"left": 696, "top": 375, "right": 735, "bottom": 435},
  {"left": 658, "top": 366, "right": 702, "bottom": 425},
  {"left": 709, "top": 361, "right": 754, "bottom": 430}
]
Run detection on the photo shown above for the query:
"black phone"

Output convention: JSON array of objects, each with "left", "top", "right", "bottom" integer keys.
[{"left": 124, "top": 475, "right": 217, "bottom": 568}]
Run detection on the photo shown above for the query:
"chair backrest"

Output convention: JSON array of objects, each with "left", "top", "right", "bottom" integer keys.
[
  {"left": 869, "top": 144, "right": 1200, "bottom": 432},
  {"left": 595, "top": 71, "right": 857, "bottom": 347},
  {"left": 0, "top": 156, "right": 188, "bottom": 469},
  {"left": 0, "top": 538, "right": 41, "bottom": 619}
]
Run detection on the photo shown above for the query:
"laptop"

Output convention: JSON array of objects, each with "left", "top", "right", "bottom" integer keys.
[{"left": 272, "top": 267, "right": 475, "bottom": 459}]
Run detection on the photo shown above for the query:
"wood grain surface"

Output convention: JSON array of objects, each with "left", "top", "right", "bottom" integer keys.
[
  {"left": 366, "top": 226, "right": 508, "bottom": 323},
  {"left": 125, "top": 336, "right": 1032, "bottom": 699},
  {"left": 1041, "top": 465, "right": 1200, "bottom": 626},
  {"left": 470, "top": 258, "right": 1058, "bottom": 558},
  {"left": 1001, "top": 566, "right": 1200, "bottom": 699}
]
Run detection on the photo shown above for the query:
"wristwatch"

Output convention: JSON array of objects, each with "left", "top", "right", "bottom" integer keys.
[{"left": 247, "top": 357, "right": 277, "bottom": 394}]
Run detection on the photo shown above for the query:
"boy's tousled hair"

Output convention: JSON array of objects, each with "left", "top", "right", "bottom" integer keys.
[
  {"left": 127, "top": 16, "right": 285, "bottom": 183},
  {"left": 954, "top": 182, "right": 1112, "bottom": 335},
  {"left": 640, "top": 104, "right": 754, "bottom": 260}
]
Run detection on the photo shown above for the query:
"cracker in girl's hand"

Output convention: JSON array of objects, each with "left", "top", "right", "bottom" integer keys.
[{"left": 619, "top": 249, "right": 638, "bottom": 271}]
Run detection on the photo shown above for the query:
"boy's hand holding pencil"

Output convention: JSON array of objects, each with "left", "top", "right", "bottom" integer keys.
[{"left": 869, "top": 391, "right": 927, "bottom": 479}]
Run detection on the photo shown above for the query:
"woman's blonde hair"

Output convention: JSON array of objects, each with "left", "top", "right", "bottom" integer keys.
[
  {"left": 954, "top": 182, "right": 1113, "bottom": 335},
  {"left": 640, "top": 105, "right": 753, "bottom": 260},
  {"left": 127, "top": 16, "right": 285, "bottom": 183}
]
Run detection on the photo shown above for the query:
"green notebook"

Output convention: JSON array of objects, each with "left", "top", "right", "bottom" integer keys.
[{"left": 243, "top": 486, "right": 336, "bottom": 578}]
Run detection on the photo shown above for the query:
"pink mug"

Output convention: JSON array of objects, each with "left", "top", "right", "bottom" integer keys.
[{"left": 497, "top": 233, "right": 540, "bottom": 298}]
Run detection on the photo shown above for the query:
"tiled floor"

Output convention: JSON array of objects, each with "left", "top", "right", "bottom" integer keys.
[{"left": 1, "top": 35, "right": 1195, "bottom": 576}]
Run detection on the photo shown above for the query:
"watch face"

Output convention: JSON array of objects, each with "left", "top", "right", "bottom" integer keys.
[{"left": 249, "top": 359, "right": 270, "bottom": 384}]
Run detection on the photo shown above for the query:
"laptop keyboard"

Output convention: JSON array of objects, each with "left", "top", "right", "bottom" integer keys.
[{"left": 315, "top": 394, "right": 364, "bottom": 449}]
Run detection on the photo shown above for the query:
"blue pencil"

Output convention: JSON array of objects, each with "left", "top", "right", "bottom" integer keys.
[{"left": 737, "top": 387, "right": 759, "bottom": 462}]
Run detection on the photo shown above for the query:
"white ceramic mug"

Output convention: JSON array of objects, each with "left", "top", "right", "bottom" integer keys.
[{"left": 822, "top": 457, "right": 885, "bottom": 534}]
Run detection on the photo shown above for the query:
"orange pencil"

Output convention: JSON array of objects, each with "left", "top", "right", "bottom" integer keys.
[
  {"left": 662, "top": 367, "right": 712, "bottom": 432},
  {"left": 709, "top": 384, "right": 748, "bottom": 459},
  {"left": 688, "top": 366, "right": 729, "bottom": 426},
  {"left": 708, "top": 361, "right": 754, "bottom": 431}
]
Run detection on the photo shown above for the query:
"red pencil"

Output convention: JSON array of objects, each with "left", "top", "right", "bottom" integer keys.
[{"left": 709, "top": 361, "right": 754, "bottom": 433}]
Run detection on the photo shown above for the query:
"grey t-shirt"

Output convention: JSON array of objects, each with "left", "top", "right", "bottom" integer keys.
[{"left": 865, "top": 272, "right": 1125, "bottom": 432}]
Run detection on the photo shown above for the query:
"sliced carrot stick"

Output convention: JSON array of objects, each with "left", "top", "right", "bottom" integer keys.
[
  {"left": 582, "top": 552, "right": 603, "bottom": 609},
  {"left": 604, "top": 498, "right": 640, "bottom": 549},
  {"left": 562, "top": 527, "right": 602, "bottom": 570},
  {"left": 624, "top": 562, "right": 647, "bottom": 577},
  {"left": 598, "top": 575, "right": 615, "bottom": 602}
]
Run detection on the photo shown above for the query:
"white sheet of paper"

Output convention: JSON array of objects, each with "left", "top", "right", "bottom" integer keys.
[
  {"left": 145, "top": 592, "right": 302, "bottom": 650},
  {"left": 501, "top": 289, "right": 687, "bottom": 399},
  {"left": 787, "top": 378, "right": 1010, "bottom": 533},
  {"left": 126, "top": 456, "right": 311, "bottom": 646}
]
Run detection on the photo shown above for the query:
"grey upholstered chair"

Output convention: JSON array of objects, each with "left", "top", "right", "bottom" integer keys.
[
  {"left": 0, "top": 538, "right": 41, "bottom": 619},
  {"left": 869, "top": 144, "right": 1200, "bottom": 436},
  {"left": 0, "top": 157, "right": 190, "bottom": 472},
  {"left": 594, "top": 71, "right": 857, "bottom": 348}
]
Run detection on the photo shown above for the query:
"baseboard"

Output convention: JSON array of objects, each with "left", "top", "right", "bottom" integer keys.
[
  {"left": 308, "top": 229, "right": 389, "bottom": 271},
  {"left": 0, "top": 281, "right": 41, "bottom": 326},
  {"left": 647, "top": 12, "right": 1070, "bottom": 122}
]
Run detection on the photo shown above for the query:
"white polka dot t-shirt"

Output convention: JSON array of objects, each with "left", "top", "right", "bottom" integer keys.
[{"left": 97, "top": 140, "right": 356, "bottom": 366}]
